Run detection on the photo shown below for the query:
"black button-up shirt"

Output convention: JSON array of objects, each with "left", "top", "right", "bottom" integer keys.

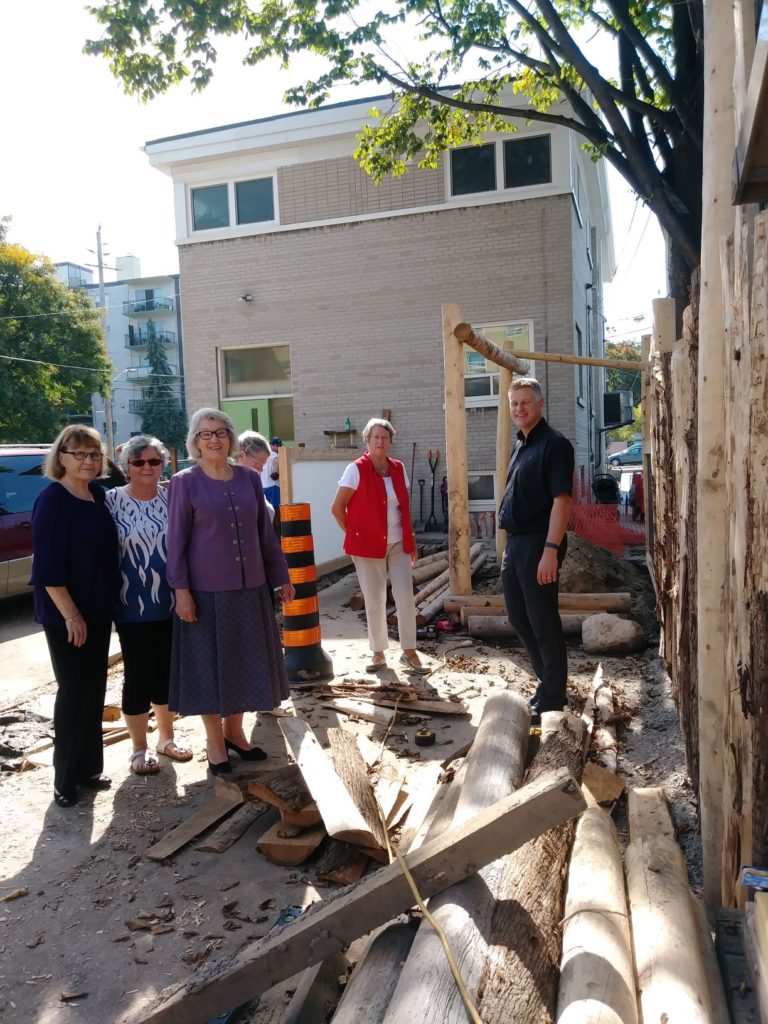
[{"left": 498, "top": 417, "right": 575, "bottom": 535}]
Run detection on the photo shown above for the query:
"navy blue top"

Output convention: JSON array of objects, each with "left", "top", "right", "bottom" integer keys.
[
  {"left": 29, "top": 481, "right": 119, "bottom": 626},
  {"left": 498, "top": 417, "right": 575, "bottom": 535}
]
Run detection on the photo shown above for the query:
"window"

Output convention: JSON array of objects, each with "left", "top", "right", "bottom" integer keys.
[
  {"left": 467, "top": 472, "right": 496, "bottom": 511},
  {"left": 236, "top": 178, "right": 275, "bottom": 224},
  {"left": 192, "top": 184, "right": 229, "bottom": 231},
  {"left": 222, "top": 346, "right": 291, "bottom": 399},
  {"left": 463, "top": 320, "right": 534, "bottom": 408},
  {"left": 503, "top": 136, "right": 551, "bottom": 188},
  {"left": 0, "top": 456, "right": 48, "bottom": 516},
  {"left": 450, "top": 144, "right": 496, "bottom": 195}
]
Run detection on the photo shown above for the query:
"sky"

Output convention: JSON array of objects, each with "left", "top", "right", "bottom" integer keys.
[{"left": 1, "top": 0, "right": 666, "bottom": 343}]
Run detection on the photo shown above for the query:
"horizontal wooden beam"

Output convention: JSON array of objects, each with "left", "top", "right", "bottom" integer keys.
[
  {"left": 136, "top": 768, "right": 586, "bottom": 1024},
  {"left": 453, "top": 322, "right": 646, "bottom": 372}
]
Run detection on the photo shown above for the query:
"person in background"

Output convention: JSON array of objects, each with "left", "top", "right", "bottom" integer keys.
[
  {"left": 331, "top": 417, "right": 429, "bottom": 676},
  {"left": 262, "top": 437, "right": 282, "bottom": 509},
  {"left": 167, "top": 408, "right": 294, "bottom": 776},
  {"left": 105, "top": 435, "right": 193, "bottom": 776},
  {"left": 236, "top": 430, "right": 275, "bottom": 523},
  {"left": 29, "top": 426, "right": 119, "bottom": 808},
  {"left": 498, "top": 378, "right": 574, "bottom": 723}
]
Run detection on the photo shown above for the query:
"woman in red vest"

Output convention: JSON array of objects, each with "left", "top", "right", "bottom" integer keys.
[{"left": 332, "top": 418, "right": 429, "bottom": 675}]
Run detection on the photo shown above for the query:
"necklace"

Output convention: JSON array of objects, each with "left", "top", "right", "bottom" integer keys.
[{"left": 371, "top": 460, "right": 389, "bottom": 477}]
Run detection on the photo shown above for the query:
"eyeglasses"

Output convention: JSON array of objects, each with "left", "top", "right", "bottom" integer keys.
[
  {"left": 61, "top": 450, "right": 102, "bottom": 462},
  {"left": 128, "top": 458, "right": 163, "bottom": 468},
  {"left": 197, "top": 428, "right": 229, "bottom": 440}
]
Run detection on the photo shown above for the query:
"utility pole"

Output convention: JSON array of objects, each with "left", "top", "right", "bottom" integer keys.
[{"left": 96, "top": 226, "right": 115, "bottom": 456}]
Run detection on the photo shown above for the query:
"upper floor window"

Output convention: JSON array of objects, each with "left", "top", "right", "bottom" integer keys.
[
  {"left": 464, "top": 320, "right": 534, "bottom": 407},
  {"left": 192, "top": 184, "right": 229, "bottom": 230},
  {"left": 236, "top": 178, "right": 275, "bottom": 224},
  {"left": 504, "top": 136, "right": 552, "bottom": 188},
  {"left": 450, "top": 144, "right": 496, "bottom": 195}
]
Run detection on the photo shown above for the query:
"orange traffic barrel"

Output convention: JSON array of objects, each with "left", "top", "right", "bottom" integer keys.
[{"left": 280, "top": 502, "right": 333, "bottom": 681}]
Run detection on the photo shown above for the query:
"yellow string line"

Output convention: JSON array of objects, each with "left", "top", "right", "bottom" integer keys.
[{"left": 375, "top": 788, "right": 482, "bottom": 1024}]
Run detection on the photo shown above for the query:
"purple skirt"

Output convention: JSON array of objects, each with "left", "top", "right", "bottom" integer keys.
[{"left": 169, "top": 584, "right": 289, "bottom": 716}]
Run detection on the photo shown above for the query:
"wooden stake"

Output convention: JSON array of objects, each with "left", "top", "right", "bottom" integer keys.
[
  {"left": 442, "top": 303, "right": 471, "bottom": 595},
  {"left": 454, "top": 323, "right": 646, "bottom": 371}
]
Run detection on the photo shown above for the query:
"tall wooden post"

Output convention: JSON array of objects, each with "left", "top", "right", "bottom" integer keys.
[
  {"left": 698, "top": 0, "right": 735, "bottom": 907},
  {"left": 442, "top": 304, "right": 471, "bottom": 594},
  {"left": 495, "top": 361, "right": 513, "bottom": 564}
]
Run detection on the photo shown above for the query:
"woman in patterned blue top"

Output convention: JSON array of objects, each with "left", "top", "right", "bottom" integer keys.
[{"left": 106, "top": 435, "right": 193, "bottom": 775}]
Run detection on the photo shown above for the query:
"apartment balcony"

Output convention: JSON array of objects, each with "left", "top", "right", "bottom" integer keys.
[
  {"left": 130, "top": 364, "right": 178, "bottom": 381},
  {"left": 125, "top": 329, "right": 176, "bottom": 348},
  {"left": 123, "top": 297, "right": 175, "bottom": 315}
]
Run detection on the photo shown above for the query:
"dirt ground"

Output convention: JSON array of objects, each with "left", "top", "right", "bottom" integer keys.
[{"left": 0, "top": 546, "right": 701, "bottom": 1023}]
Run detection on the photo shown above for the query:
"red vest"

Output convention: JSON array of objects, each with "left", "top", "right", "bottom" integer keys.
[{"left": 344, "top": 454, "right": 416, "bottom": 558}]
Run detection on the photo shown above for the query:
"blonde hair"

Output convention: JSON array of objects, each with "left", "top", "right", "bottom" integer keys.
[
  {"left": 185, "top": 407, "right": 237, "bottom": 461},
  {"left": 44, "top": 425, "right": 106, "bottom": 480}
]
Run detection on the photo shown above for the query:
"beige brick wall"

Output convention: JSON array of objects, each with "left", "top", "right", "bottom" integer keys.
[
  {"left": 277, "top": 155, "right": 445, "bottom": 224},
  {"left": 178, "top": 196, "right": 578, "bottom": 496}
]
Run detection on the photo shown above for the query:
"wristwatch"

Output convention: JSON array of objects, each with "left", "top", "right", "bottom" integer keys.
[{"left": 544, "top": 541, "right": 559, "bottom": 550}]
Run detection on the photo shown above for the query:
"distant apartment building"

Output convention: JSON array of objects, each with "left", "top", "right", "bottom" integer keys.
[
  {"left": 55, "top": 257, "right": 184, "bottom": 444},
  {"left": 144, "top": 93, "right": 614, "bottom": 515}
]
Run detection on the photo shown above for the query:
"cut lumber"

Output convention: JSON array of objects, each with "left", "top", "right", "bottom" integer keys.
[
  {"left": 414, "top": 544, "right": 483, "bottom": 605},
  {"left": 374, "top": 767, "right": 405, "bottom": 824},
  {"left": 556, "top": 807, "right": 638, "bottom": 1024},
  {"left": 195, "top": 801, "right": 269, "bottom": 854},
  {"left": 467, "top": 613, "right": 588, "bottom": 638},
  {"left": 394, "top": 763, "right": 444, "bottom": 854},
  {"left": 581, "top": 761, "right": 625, "bottom": 806},
  {"left": 328, "top": 728, "right": 388, "bottom": 850},
  {"left": 690, "top": 895, "right": 730, "bottom": 1024},
  {"left": 137, "top": 767, "right": 586, "bottom": 1024},
  {"left": 627, "top": 786, "right": 676, "bottom": 840},
  {"left": 365, "top": 696, "right": 467, "bottom": 716},
  {"left": 316, "top": 840, "right": 370, "bottom": 885},
  {"left": 383, "top": 690, "right": 530, "bottom": 1024},
  {"left": 280, "top": 801, "right": 323, "bottom": 829},
  {"left": 146, "top": 786, "right": 243, "bottom": 861},
  {"left": 279, "top": 717, "right": 380, "bottom": 847},
  {"left": 625, "top": 787, "right": 714, "bottom": 1023},
  {"left": 245, "top": 764, "right": 314, "bottom": 816},
  {"left": 332, "top": 920, "right": 419, "bottom": 1024},
  {"left": 413, "top": 549, "right": 449, "bottom": 569},
  {"left": 479, "top": 719, "right": 585, "bottom": 1024},
  {"left": 256, "top": 821, "right": 326, "bottom": 866},
  {"left": 324, "top": 699, "right": 396, "bottom": 728},
  {"left": 411, "top": 559, "right": 449, "bottom": 585},
  {"left": 415, "top": 584, "right": 451, "bottom": 624}
]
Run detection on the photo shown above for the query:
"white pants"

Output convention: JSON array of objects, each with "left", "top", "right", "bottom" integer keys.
[{"left": 352, "top": 541, "right": 417, "bottom": 652}]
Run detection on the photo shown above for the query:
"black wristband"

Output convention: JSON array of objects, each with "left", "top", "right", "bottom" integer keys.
[{"left": 544, "top": 541, "right": 559, "bottom": 550}]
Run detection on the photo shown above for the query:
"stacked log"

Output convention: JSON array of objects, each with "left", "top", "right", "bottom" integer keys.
[{"left": 415, "top": 543, "right": 485, "bottom": 623}]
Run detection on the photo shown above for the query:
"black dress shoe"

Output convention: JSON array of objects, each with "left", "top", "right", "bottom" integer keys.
[
  {"left": 53, "top": 790, "right": 78, "bottom": 808},
  {"left": 225, "top": 739, "right": 268, "bottom": 762},
  {"left": 81, "top": 774, "right": 112, "bottom": 790},
  {"left": 207, "top": 758, "right": 233, "bottom": 776}
]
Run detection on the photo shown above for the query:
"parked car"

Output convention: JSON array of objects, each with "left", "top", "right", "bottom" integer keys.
[
  {"left": 0, "top": 444, "right": 125, "bottom": 600},
  {"left": 608, "top": 441, "right": 644, "bottom": 468}
]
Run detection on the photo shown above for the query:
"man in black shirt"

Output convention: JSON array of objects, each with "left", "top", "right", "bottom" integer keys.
[{"left": 498, "top": 378, "right": 575, "bottom": 720}]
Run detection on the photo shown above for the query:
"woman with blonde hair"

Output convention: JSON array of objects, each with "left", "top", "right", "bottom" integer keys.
[
  {"left": 167, "top": 408, "right": 294, "bottom": 775},
  {"left": 331, "top": 417, "right": 428, "bottom": 675},
  {"left": 30, "top": 425, "right": 119, "bottom": 808}
]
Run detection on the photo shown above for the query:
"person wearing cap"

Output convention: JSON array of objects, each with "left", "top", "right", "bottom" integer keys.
[
  {"left": 262, "top": 437, "right": 282, "bottom": 509},
  {"left": 498, "top": 378, "right": 574, "bottom": 723}
]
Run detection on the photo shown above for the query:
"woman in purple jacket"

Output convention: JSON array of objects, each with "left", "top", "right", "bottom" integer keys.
[{"left": 167, "top": 408, "right": 294, "bottom": 776}]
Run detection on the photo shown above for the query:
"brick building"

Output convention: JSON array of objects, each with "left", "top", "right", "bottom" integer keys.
[{"left": 145, "top": 94, "right": 614, "bottom": 517}]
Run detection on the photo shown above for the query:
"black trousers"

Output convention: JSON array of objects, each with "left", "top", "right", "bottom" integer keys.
[
  {"left": 44, "top": 623, "right": 112, "bottom": 798},
  {"left": 501, "top": 532, "right": 567, "bottom": 711},
  {"left": 116, "top": 619, "right": 172, "bottom": 715}
]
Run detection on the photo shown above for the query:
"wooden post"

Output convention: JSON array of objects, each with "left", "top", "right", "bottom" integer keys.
[
  {"left": 495, "top": 352, "right": 513, "bottom": 565},
  {"left": 442, "top": 304, "right": 471, "bottom": 594},
  {"left": 698, "top": 0, "right": 735, "bottom": 907}
]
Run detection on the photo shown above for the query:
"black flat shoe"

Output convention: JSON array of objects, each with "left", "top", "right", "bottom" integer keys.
[
  {"left": 81, "top": 774, "right": 112, "bottom": 790},
  {"left": 225, "top": 739, "right": 268, "bottom": 762},
  {"left": 53, "top": 790, "right": 78, "bottom": 808},
  {"left": 207, "top": 758, "right": 233, "bottom": 776}
]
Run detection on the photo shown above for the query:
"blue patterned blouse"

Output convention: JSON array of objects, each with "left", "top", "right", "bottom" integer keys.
[{"left": 105, "top": 486, "right": 174, "bottom": 622}]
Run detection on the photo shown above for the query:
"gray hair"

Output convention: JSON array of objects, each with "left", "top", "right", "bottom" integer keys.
[
  {"left": 120, "top": 434, "right": 170, "bottom": 469},
  {"left": 238, "top": 430, "right": 270, "bottom": 457},
  {"left": 44, "top": 424, "right": 106, "bottom": 481},
  {"left": 509, "top": 377, "right": 543, "bottom": 400},
  {"left": 362, "top": 417, "right": 396, "bottom": 442},
  {"left": 185, "top": 407, "right": 237, "bottom": 461}
]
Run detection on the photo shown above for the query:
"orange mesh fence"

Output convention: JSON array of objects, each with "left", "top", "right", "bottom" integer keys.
[{"left": 568, "top": 475, "right": 646, "bottom": 557}]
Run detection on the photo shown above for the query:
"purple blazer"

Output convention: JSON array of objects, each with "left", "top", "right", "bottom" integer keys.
[{"left": 166, "top": 464, "right": 289, "bottom": 593}]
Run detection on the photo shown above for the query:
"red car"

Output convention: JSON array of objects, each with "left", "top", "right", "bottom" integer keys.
[{"left": 0, "top": 444, "right": 125, "bottom": 599}]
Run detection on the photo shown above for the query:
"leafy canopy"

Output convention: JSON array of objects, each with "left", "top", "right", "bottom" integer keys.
[
  {"left": 85, "top": 0, "right": 703, "bottom": 278},
  {"left": 0, "top": 228, "right": 111, "bottom": 443}
]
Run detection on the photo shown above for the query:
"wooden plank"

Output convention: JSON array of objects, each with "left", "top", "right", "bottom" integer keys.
[
  {"left": 332, "top": 920, "right": 419, "bottom": 1024},
  {"left": 627, "top": 786, "right": 675, "bottom": 841},
  {"left": 279, "top": 717, "right": 379, "bottom": 847},
  {"left": 195, "top": 802, "right": 269, "bottom": 854},
  {"left": 690, "top": 894, "right": 731, "bottom": 1024},
  {"left": 374, "top": 767, "right": 404, "bottom": 825},
  {"left": 256, "top": 821, "right": 326, "bottom": 866},
  {"left": 146, "top": 787, "right": 243, "bottom": 861},
  {"left": 443, "top": 304, "right": 471, "bottom": 595},
  {"left": 137, "top": 767, "right": 586, "bottom": 1024},
  {"left": 581, "top": 761, "right": 625, "bottom": 806},
  {"left": 324, "top": 699, "right": 396, "bottom": 728},
  {"left": 328, "top": 728, "right": 388, "bottom": 850},
  {"left": 395, "top": 763, "right": 444, "bottom": 854},
  {"left": 280, "top": 801, "right": 323, "bottom": 829},
  {"left": 316, "top": 840, "right": 370, "bottom": 885},
  {"left": 362, "top": 696, "right": 468, "bottom": 716},
  {"left": 245, "top": 764, "right": 314, "bottom": 815}
]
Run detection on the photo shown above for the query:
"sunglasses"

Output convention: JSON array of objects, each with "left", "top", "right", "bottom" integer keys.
[{"left": 128, "top": 458, "right": 163, "bottom": 467}]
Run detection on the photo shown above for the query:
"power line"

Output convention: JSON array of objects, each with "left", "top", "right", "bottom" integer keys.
[
  {"left": 0, "top": 353, "right": 181, "bottom": 377},
  {"left": 0, "top": 289, "right": 182, "bottom": 321}
]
